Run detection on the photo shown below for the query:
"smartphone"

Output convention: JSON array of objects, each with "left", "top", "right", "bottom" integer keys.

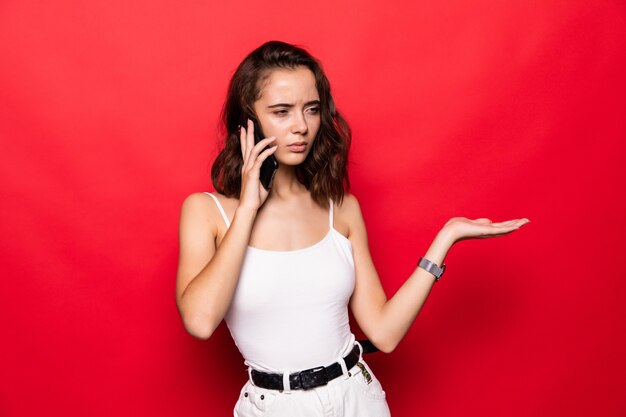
[{"left": 246, "top": 116, "right": 279, "bottom": 190}]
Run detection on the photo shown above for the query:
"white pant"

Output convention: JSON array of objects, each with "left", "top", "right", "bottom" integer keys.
[{"left": 233, "top": 358, "right": 391, "bottom": 417}]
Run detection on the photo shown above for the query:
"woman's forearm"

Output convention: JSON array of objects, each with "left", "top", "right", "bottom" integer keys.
[
  {"left": 375, "top": 228, "right": 455, "bottom": 352},
  {"left": 371, "top": 216, "right": 528, "bottom": 352},
  {"left": 178, "top": 206, "right": 257, "bottom": 339}
]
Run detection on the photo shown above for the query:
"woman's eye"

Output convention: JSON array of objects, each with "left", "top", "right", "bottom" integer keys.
[
  {"left": 274, "top": 110, "right": 288, "bottom": 115},
  {"left": 308, "top": 107, "right": 320, "bottom": 113}
]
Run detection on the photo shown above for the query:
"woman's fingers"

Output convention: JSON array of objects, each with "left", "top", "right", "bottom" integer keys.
[
  {"left": 482, "top": 219, "right": 530, "bottom": 237},
  {"left": 490, "top": 220, "right": 516, "bottom": 227},
  {"left": 246, "top": 119, "right": 255, "bottom": 161},
  {"left": 239, "top": 124, "right": 247, "bottom": 160},
  {"left": 253, "top": 145, "right": 278, "bottom": 168},
  {"left": 237, "top": 119, "right": 278, "bottom": 209},
  {"left": 240, "top": 119, "right": 277, "bottom": 166},
  {"left": 491, "top": 219, "right": 529, "bottom": 228},
  {"left": 239, "top": 119, "right": 255, "bottom": 163},
  {"left": 449, "top": 217, "right": 530, "bottom": 242},
  {"left": 244, "top": 136, "right": 276, "bottom": 168}
]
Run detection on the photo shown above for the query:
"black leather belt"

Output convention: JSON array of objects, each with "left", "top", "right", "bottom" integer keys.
[{"left": 250, "top": 344, "right": 361, "bottom": 391}]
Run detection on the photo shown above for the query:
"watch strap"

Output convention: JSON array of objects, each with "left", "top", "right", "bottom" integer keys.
[{"left": 418, "top": 257, "right": 446, "bottom": 281}]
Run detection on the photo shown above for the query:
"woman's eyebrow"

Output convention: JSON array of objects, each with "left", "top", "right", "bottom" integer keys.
[{"left": 267, "top": 100, "right": 321, "bottom": 108}]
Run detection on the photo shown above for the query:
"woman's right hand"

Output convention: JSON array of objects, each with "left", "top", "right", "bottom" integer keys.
[{"left": 238, "top": 118, "right": 277, "bottom": 212}]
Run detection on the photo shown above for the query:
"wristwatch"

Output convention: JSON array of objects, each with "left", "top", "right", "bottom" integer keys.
[{"left": 418, "top": 257, "right": 446, "bottom": 282}]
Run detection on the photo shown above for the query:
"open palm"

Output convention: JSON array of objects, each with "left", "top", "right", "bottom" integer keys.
[{"left": 444, "top": 217, "right": 530, "bottom": 243}]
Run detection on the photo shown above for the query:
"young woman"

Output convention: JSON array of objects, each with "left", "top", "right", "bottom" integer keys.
[{"left": 175, "top": 40, "right": 529, "bottom": 416}]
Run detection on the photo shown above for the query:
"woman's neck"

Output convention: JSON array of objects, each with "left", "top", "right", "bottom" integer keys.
[{"left": 269, "top": 165, "right": 308, "bottom": 200}]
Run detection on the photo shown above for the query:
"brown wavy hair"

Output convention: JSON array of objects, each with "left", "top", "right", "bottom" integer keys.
[{"left": 211, "top": 40, "right": 351, "bottom": 207}]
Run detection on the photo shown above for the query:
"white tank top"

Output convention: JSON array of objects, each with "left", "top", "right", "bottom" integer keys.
[{"left": 204, "top": 192, "right": 356, "bottom": 373}]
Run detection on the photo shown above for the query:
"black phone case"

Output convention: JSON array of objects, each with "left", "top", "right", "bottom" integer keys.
[{"left": 250, "top": 118, "right": 279, "bottom": 190}]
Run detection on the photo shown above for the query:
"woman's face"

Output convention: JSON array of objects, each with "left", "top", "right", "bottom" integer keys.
[{"left": 252, "top": 66, "right": 321, "bottom": 166}]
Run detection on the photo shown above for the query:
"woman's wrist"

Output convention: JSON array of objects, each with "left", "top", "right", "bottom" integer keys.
[
  {"left": 418, "top": 227, "right": 455, "bottom": 275},
  {"left": 434, "top": 225, "right": 458, "bottom": 248},
  {"left": 234, "top": 205, "right": 258, "bottom": 224}
]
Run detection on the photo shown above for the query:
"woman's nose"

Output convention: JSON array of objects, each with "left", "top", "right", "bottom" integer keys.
[{"left": 290, "top": 112, "right": 308, "bottom": 135}]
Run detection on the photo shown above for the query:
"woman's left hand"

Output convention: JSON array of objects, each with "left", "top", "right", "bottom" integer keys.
[{"left": 442, "top": 217, "right": 530, "bottom": 244}]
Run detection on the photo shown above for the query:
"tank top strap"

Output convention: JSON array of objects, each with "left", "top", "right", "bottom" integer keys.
[
  {"left": 328, "top": 198, "right": 334, "bottom": 230},
  {"left": 204, "top": 192, "right": 231, "bottom": 229}
]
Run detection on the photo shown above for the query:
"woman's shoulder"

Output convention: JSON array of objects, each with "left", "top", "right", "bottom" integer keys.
[
  {"left": 180, "top": 191, "right": 217, "bottom": 212},
  {"left": 334, "top": 192, "right": 365, "bottom": 238},
  {"left": 181, "top": 191, "right": 238, "bottom": 209},
  {"left": 335, "top": 192, "right": 363, "bottom": 215},
  {"left": 180, "top": 191, "right": 238, "bottom": 231}
]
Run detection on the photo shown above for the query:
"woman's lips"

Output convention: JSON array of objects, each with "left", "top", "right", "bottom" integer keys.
[{"left": 287, "top": 144, "right": 307, "bottom": 152}]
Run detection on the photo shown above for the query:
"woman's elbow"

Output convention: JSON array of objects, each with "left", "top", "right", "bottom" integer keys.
[
  {"left": 369, "top": 335, "right": 399, "bottom": 354},
  {"left": 180, "top": 310, "right": 215, "bottom": 340},
  {"left": 186, "top": 324, "right": 212, "bottom": 340},
  {"left": 376, "top": 341, "right": 398, "bottom": 354}
]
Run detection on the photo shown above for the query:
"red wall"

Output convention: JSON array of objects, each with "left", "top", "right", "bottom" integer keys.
[{"left": 1, "top": 1, "right": 625, "bottom": 416}]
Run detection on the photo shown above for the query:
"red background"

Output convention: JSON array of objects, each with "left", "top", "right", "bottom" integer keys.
[{"left": 1, "top": 1, "right": 625, "bottom": 416}]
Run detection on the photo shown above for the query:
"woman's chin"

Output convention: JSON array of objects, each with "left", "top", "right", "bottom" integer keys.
[{"left": 276, "top": 152, "right": 310, "bottom": 166}]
